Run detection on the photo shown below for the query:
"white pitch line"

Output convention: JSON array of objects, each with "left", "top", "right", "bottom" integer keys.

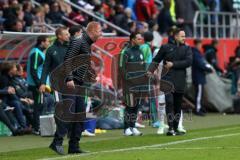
[
  {"left": 146, "top": 146, "right": 240, "bottom": 150},
  {"left": 39, "top": 132, "right": 240, "bottom": 160},
  {"left": 190, "top": 126, "right": 240, "bottom": 135}
]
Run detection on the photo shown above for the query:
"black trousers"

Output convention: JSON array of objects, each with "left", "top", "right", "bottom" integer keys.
[
  {"left": 165, "top": 92, "right": 183, "bottom": 131},
  {"left": 124, "top": 99, "right": 140, "bottom": 129},
  {"left": 0, "top": 102, "right": 16, "bottom": 132},
  {"left": 52, "top": 95, "right": 85, "bottom": 150},
  {"left": 29, "top": 86, "right": 43, "bottom": 131}
]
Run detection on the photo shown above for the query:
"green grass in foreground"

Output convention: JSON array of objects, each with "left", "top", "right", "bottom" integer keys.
[{"left": 0, "top": 114, "right": 239, "bottom": 160}]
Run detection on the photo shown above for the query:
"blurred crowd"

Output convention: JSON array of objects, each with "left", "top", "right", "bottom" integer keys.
[{"left": 1, "top": 0, "right": 240, "bottom": 36}]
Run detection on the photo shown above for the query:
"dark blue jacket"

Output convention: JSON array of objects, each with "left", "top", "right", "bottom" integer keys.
[{"left": 192, "top": 47, "right": 212, "bottom": 85}]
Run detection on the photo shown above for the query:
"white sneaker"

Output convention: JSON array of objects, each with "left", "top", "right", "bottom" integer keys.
[
  {"left": 178, "top": 126, "right": 186, "bottom": 133},
  {"left": 164, "top": 124, "right": 169, "bottom": 129},
  {"left": 135, "top": 122, "right": 145, "bottom": 128},
  {"left": 124, "top": 128, "right": 133, "bottom": 136},
  {"left": 157, "top": 127, "right": 164, "bottom": 135},
  {"left": 131, "top": 127, "right": 143, "bottom": 136},
  {"left": 82, "top": 130, "right": 95, "bottom": 137}
]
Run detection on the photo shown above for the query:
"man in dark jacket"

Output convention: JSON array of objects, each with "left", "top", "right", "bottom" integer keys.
[
  {"left": 63, "top": 22, "right": 102, "bottom": 154},
  {"left": 148, "top": 28, "right": 192, "bottom": 136},
  {"left": 192, "top": 39, "right": 213, "bottom": 116},
  {"left": 203, "top": 39, "right": 223, "bottom": 74},
  {"left": 38, "top": 26, "right": 70, "bottom": 155},
  {"left": 40, "top": 27, "right": 70, "bottom": 88}
]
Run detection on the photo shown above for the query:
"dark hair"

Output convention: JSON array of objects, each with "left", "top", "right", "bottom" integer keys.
[
  {"left": 173, "top": 28, "right": 184, "bottom": 36},
  {"left": 55, "top": 26, "right": 68, "bottom": 37},
  {"left": 130, "top": 32, "right": 140, "bottom": 41},
  {"left": 23, "top": 1, "right": 31, "bottom": 11},
  {"left": 36, "top": 35, "right": 48, "bottom": 46},
  {"left": 167, "top": 26, "right": 178, "bottom": 36},
  {"left": 194, "top": 39, "right": 202, "bottom": 45},
  {"left": 69, "top": 25, "right": 82, "bottom": 37},
  {"left": 0, "top": 62, "right": 16, "bottom": 75},
  {"left": 143, "top": 31, "right": 154, "bottom": 42}
]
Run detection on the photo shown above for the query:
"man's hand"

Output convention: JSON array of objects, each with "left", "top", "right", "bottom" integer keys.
[
  {"left": 67, "top": 80, "right": 75, "bottom": 89},
  {"left": 7, "top": 87, "right": 15, "bottom": 94},
  {"left": 145, "top": 71, "right": 159, "bottom": 85},
  {"left": 165, "top": 61, "right": 173, "bottom": 69},
  {"left": 146, "top": 71, "right": 153, "bottom": 78},
  {"left": 39, "top": 84, "right": 46, "bottom": 93},
  {"left": 20, "top": 98, "right": 29, "bottom": 104},
  {"left": 26, "top": 98, "right": 34, "bottom": 105}
]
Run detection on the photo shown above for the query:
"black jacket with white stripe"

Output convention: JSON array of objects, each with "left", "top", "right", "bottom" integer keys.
[{"left": 64, "top": 32, "right": 95, "bottom": 84}]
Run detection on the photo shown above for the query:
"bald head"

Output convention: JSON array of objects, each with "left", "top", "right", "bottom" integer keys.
[{"left": 86, "top": 21, "right": 102, "bottom": 42}]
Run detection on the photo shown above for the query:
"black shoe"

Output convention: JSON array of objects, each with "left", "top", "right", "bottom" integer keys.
[
  {"left": 49, "top": 143, "right": 65, "bottom": 155},
  {"left": 166, "top": 129, "right": 176, "bottom": 136},
  {"left": 12, "top": 129, "right": 24, "bottom": 136},
  {"left": 200, "top": 108, "right": 207, "bottom": 113},
  {"left": 195, "top": 111, "right": 206, "bottom": 116},
  {"left": 68, "top": 149, "right": 88, "bottom": 154},
  {"left": 175, "top": 130, "right": 185, "bottom": 136}
]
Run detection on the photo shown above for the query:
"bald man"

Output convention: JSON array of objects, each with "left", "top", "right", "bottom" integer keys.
[{"left": 62, "top": 21, "right": 102, "bottom": 154}]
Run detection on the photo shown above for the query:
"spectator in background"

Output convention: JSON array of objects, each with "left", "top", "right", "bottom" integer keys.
[
  {"left": 221, "top": 0, "right": 235, "bottom": 37},
  {"left": 68, "top": 7, "right": 87, "bottom": 26},
  {"left": 0, "top": 62, "right": 29, "bottom": 131},
  {"left": 235, "top": 41, "right": 240, "bottom": 58},
  {"left": 149, "top": 21, "right": 162, "bottom": 48},
  {"left": 227, "top": 42, "right": 240, "bottom": 94},
  {"left": 23, "top": 0, "right": 34, "bottom": 27},
  {"left": 94, "top": 4, "right": 105, "bottom": 20},
  {"left": 175, "top": 0, "right": 199, "bottom": 37},
  {"left": 158, "top": 0, "right": 176, "bottom": 36},
  {"left": 192, "top": 39, "right": 213, "bottom": 116},
  {"left": 123, "top": 0, "right": 137, "bottom": 20},
  {"left": 112, "top": 4, "right": 128, "bottom": 35},
  {"left": 136, "top": 0, "right": 156, "bottom": 22},
  {"left": 232, "top": 0, "right": 240, "bottom": 12},
  {"left": 57, "top": 0, "right": 72, "bottom": 15},
  {"left": 42, "top": 3, "right": 50, "bottom": 23},
  {"left": 3, "top": 3, "right": 25, "bottom": 31},
  {"left": 102, "top": 0, "right": 116, "bottom": 20},
  {"left": 136, "top": 22, "right": 148, "bottom": 34},
  {"left": 33, "top": 7, "right": 44, "bottom": 24},
  {"left": 203, "top": 39, "right": 223, "bottom": 74},
  {"left": 2, "top": 0, "right": 19, "bottom": 22},
  {"left": 0, "top": 98, "right": 23, "bottom": 136},
  {"left": 128, "top": 21, "right": 137, "bottom": 33},
  {"left": 11, "top": 64, "right": 33, "bottom": 104},
  {"left": 124, "top": 7, "right": 134, "bottom": 24},
  {"left": 221, "top": 0, "right": 235, "bottom": 12},
  {"left": 47, "top": 1, "right": 64, "bottom": 24},
  {"left": 9, "top": 19, "right": 24, "bottom": 31}
]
